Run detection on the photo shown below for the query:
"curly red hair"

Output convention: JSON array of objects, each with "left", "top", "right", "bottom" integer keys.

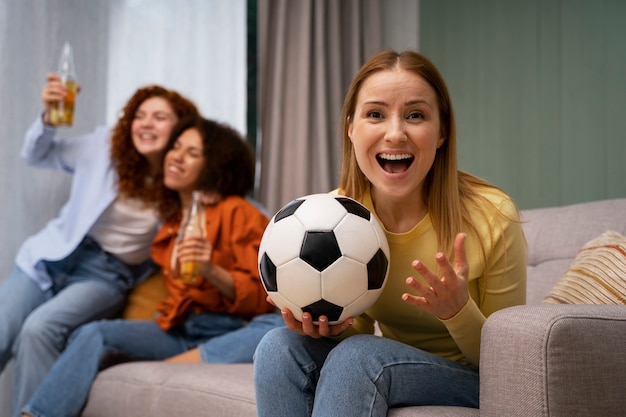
[{"left": 110, "top": 85, "right": 199, "bottom": 203}]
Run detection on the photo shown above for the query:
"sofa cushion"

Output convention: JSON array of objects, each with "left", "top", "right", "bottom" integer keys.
[
  {"left": 122, "top": 271, "right": 168, "bottom": 320},
  {"left": 82, "top": 363, "right": 257, "bottom": 417},
  {"left": 388, "top": 406, "right": 479, "bottom": 417},
  {"left": 544, "top": 230, "right": 626, "bottom": 304},
  {"left": 520, "top": 198, "right": 626, "bottom": 304}
]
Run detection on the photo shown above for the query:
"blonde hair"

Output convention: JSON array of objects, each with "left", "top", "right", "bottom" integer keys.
[{"left": 339, "top": 50, "right": 514, "bottom": 257}]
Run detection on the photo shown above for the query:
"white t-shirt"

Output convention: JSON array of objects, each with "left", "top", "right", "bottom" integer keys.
[{"left": 88, "top": 196, "right": 159, "bottom": 265}]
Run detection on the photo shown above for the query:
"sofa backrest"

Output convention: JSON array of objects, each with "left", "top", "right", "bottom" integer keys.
[{"left": 520, "top": 198, "right": 626, "bottom": 304}]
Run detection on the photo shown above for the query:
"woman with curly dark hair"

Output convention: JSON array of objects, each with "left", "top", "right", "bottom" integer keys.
[
  {"left": 0, "top": 73, "right": 198, "bottom": 416},
  {"left": 21, "top": 115, "right": 278, "bottom": 417}
]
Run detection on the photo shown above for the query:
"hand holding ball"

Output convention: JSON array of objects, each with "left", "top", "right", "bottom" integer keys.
[{"left": 258, "top": 193, "right": 390, "bottom": 324}]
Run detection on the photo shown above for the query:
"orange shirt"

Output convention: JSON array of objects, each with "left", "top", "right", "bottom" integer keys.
[{"left": 151, "top": 196, "right": 274, "bottom": 330}]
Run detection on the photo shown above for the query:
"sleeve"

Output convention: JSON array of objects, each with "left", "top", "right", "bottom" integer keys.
[
  {"left": 213, "top": 202, "right": 274, "bottom": 318},
  {"left": 21, "top": 115, "right": 105, "bottom": 173},
  {"left": 442, "top": 197, "right": 527, "bottom": 366}
]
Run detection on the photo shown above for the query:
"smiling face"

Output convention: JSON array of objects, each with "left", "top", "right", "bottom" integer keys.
[
  {"left": 348, "top": 68, "right": 444, "bottom": 204},
  {"left": 131, "top": 96, "right": 179, "bottom": 170},
  {"left": 164, "top": 128, "right": 206, "bottom": 198}
]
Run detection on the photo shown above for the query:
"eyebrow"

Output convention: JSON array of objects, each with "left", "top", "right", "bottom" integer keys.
[
  {"left": 362, "top": 99, "right": 432, "bottom": 108},
  {"left": 406, "top": 99, "right": 431, "bottom": 106}
]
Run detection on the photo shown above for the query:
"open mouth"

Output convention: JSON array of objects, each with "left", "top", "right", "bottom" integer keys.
[
  {"left": 137, "top": 133, "right": 157, "bottom": 141},
  {"left": 377, "top": 153, "right": 414, "bottom": 174},
  {"left": 166, "top": 164, "right": 183, "bottom": 175}
]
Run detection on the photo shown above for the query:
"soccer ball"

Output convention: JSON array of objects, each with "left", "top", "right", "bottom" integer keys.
[{"left": 258, "top": 193, "right": 390, "bottom": 324}]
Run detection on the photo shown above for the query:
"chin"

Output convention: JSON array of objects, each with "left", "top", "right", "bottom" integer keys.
[{"left": 163, "top": 179, "right": 178, "bottom": 190}]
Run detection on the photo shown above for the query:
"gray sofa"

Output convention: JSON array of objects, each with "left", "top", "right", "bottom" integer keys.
[{"left": 82, "top": 198, "right": 626, "bottom": 417}]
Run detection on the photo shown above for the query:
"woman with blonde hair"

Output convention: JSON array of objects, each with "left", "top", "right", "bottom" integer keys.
[{"left": 254, "top": 50, "right": 527, "bottom": 416}]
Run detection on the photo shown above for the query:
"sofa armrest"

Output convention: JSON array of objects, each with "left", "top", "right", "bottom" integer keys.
[{"left": 479, "top": 305, "right": 626, "bottom": 417}]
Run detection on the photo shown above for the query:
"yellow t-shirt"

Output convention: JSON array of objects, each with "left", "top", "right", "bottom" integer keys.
[{"left": 344, "top": 186, "right": 527, "bottom": 367}]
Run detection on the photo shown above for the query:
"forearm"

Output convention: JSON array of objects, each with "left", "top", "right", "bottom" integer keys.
[{"left": 202, "top": 262, "right": 235, "bottom": 300}]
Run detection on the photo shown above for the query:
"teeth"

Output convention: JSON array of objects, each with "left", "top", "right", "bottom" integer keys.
[
  {"left": 140, "top": 133, "right": 156, "bottom": 140},
  {"left": 378, "top": 153, "right": 412, "bottom": 161}
]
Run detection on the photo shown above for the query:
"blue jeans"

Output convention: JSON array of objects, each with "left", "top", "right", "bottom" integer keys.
[
  {"left": 21, "top": 312, "right": 248, "bottom": 417},
  {"left": 199, "top": 312, "right": 285, "bottom": 362},
  {"left": 0, "top": 237, "right": 149, "bottom": 417},
  {"left": 254, "top": 329, "right": 479, "bottom": 417}
]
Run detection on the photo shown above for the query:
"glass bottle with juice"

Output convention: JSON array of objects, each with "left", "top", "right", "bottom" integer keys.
[
  {"left": 175, "top": 191, "right": 206, "bottom": 284},
  {"left": 49, "top": 42, "right": 78, "bottom": 127}
]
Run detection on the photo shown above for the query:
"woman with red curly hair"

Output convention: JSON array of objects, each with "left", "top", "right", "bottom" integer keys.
[{"left": 0, "top": 73, "right": 198, "bottom": 417}]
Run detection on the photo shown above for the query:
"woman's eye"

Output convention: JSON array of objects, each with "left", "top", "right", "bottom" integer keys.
[
  {"left": 408, "top": 112, "right": 424, "bottom": 120},
  {"left": 367, "top": 111, "right": 383, "bottom": 119}
]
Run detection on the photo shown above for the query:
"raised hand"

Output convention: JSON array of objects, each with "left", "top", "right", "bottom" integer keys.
[{"left": 402, "top": 233, "right": 469, "bottom": 320}]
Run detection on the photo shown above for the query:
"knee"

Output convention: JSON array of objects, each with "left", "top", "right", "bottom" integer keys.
[
  {"left": 18, "top": 313, "right": 64, "bottom": 350},
  {"left": 255, "top": 327, "right": 291, "bottom": 359},
  {"left": 324, "top": 335, "right": 378, "bottom": 373},
  {"left": 254, "top": 327, "right": 300, "bottom": 371},
  {"left": 68, "top": 320, "right": 108, "bottom": 344}
]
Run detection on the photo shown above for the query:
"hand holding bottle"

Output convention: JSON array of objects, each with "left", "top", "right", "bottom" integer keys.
[
  {"left": 44, "top": 42, "right": 79, "bottom": 127},
  {"left": 176, "top": 235, "right": 213, "bottom": 285},
  {"left": 175, "top": 191, "right": 209, "bottom": 284},
  {"left": 41, "top": 73, "right": 78, "bottom": 125}
]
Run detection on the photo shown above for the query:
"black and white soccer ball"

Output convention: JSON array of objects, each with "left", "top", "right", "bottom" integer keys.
[{"left": 258, "top": 193, "right": 390, "bottom": 324}]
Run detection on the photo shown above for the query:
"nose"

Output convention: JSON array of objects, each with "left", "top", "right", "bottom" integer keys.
[
  {"left": 167, "top": 147, "right": 183, "bottom": 161},
  {"left": 384, "top": 117, "right": 407, "bottom": 143},
  {"left": 141, "top": 116, "right": 155, "bottom": 127}
]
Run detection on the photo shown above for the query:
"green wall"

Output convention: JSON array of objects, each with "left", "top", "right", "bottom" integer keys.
[{"left": 420, "top": 0, "right": 626, "bottom": 209}]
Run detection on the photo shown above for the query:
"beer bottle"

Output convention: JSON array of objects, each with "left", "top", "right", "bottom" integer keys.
[
  {"left": 175, "top": 191, "right": 205, "bottom": 284},
  {"left": 49, "top": 42, "right": 78, "bottom": 127}
]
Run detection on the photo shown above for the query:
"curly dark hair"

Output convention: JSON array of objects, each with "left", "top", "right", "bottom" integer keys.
[
  {"left": 110, "top": 85, "right": 199, "bottom": 203},
  {"left": 156, "top": 115, "right": 256, "bottom": 220}
]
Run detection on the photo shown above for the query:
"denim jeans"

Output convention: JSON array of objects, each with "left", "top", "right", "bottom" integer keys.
[
  {"left": 254, "top": 329, "right": 479, "bottom": 417},
  {"left": 21, "top": 312, "right": 248, "bottom": 417},
  {"left": 0, "top": 237, "right": 144, "bottom": 417},
  {"left": 199, "top": 312, "right": 285, "bottom": 362}
]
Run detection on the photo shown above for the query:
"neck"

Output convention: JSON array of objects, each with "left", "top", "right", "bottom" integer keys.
[
  {"left": 146, "top": 155, "right": 162, "bottom": 176},
  {"left": 371, "top": 189, "right": 428, "bottom": 233}
]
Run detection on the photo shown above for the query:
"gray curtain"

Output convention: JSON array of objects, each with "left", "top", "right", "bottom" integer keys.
[
  {"left": 256, "top": 0, "right": 420, "bottom": 215},
  {"left": 0, "top": 1, "right": 107, "bottom": 409}
]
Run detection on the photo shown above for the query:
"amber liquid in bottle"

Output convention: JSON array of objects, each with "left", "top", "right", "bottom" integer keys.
[
  {"left": 50, "top": 42, "right": 78, "bottom": 127},
  {"left": 175, "top": 191, "right": 205, "bottom": 284},
  {"left": 50, "top": 79, "right": 77, "bottom": 126}
]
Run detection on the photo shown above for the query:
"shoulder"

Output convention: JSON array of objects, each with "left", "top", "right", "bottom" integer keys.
[
  {"left": 474, "top": 185, "right": 518, "bottom": 217},
  {"left": 460, "top": 182, "right": 522, "bottom": 239}
]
